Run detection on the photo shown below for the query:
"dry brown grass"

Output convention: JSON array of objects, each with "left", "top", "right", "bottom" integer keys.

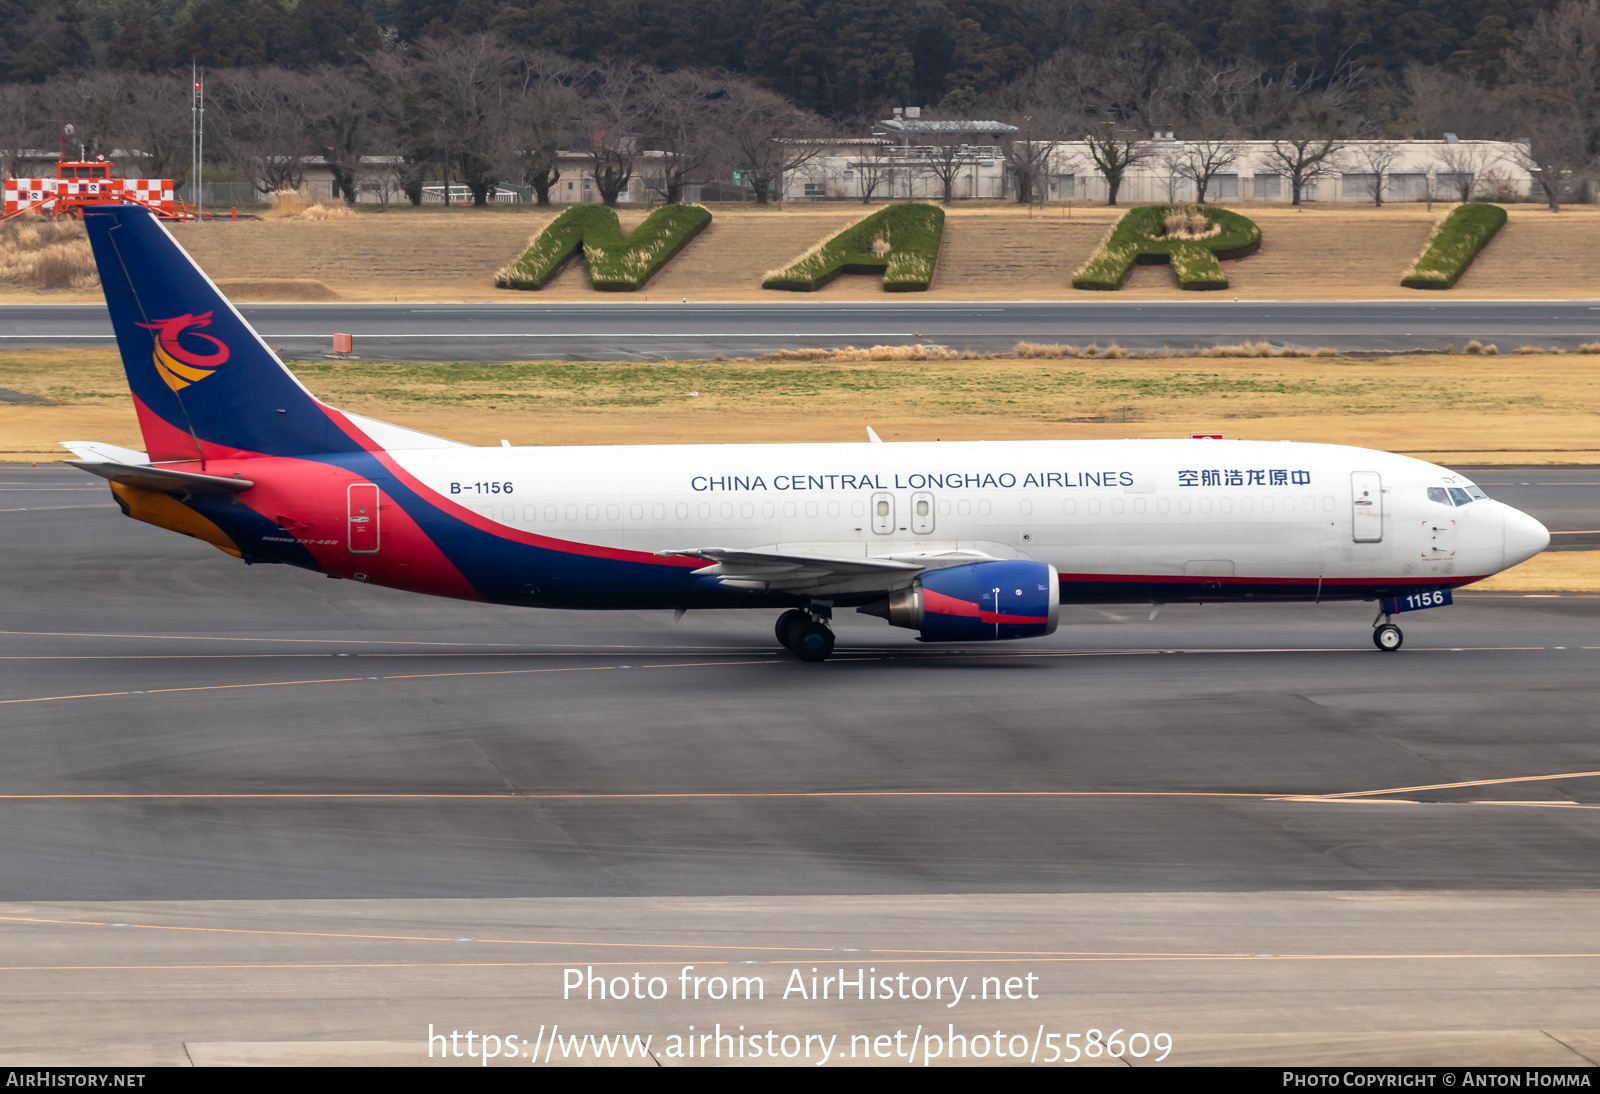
[
  {"left": 292, "top": 202, "right": 359, "bottom": 221},
  {"left": 761, "top": 344, "right": 965, "bottom": 361},
  {"left": 8, "top": 201, "right": 1596, "bottom": 304},
  {"left": 1471, "top": 550, "right": 1600, "bottom": 592},
  {"left": 7, "top": 347, "right": 1600, "bottom": 463},
  {"left": 0, "top": 218, "right": 98, "bottom": 291},
  {"left": 1014, "top": 340, "right": 1341, "bottom": 359}
]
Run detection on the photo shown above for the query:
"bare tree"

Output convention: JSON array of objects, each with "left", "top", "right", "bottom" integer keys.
[
  {"left": 506, "top": 51, "right": 578, "bottom": 205},
  {"left": 1504, "top": 120, "right": 1589, "bottom": 211},
  {"left": 1503, "top": 0, "right": 1600, "bottom": 210},
  {"left": 912, "top": 123, "right": 983, "bottom": 203},
  {"left": 1508, "top": 0, "right": 1600, "bottom": 159},
  {"left": 1175, "top": 138, "right": 1240, "bottom": 203},
  {"left": 641, "top": 68, "right": 723, "bottom": 203},
  {"left": 415, "top": 32, "right": 513, "bottom": 206},
  {"left": 306, "top": 65, "right": 376, "bottom": 206},
  {"left": 1153, "top": 143, "right": 1187, "bottom": 201},
  {"left": 850, "top": 139, "right": 895, "bottom": 203},
  {"left": 576, "top": 63, "right": 646, "bottom": 207},
  {"left": 0, "top": 83, "right": 46, "bottom": 180},
  {"left": 209, "top": 68, "right": 317, "bottom": 196},
  {"left": 718, "top": 81, "right": 826, "bottom": 205},
  {"left": 366, "top": 37, "right": 434, "bottom": 206},
  {"left": 1342, "top": 139, "right": 1401, "bottom": 205},
  {"left": 1261, "top": 134, "right": 1343, "bottom": 205},
  {"left": 1433, "top": 141, "right": 1493, "bottom": 202},
  {"left": 1001, "top": 114, "right": 1062, "bottom": 204},
  {"left": 1084, "top": 122, "right": 1149, "bottom": 206}
]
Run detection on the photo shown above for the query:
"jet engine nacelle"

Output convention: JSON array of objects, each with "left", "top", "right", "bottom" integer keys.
[{"left": 861, "top": 560, "right": 1060, "bottom": 642}]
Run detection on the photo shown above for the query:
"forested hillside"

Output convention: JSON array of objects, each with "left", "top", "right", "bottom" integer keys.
[{"left": 0, "top": 0, "right": 1563, "bottom": 117}]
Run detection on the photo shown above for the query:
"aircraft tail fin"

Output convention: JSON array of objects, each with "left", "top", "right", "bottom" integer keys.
[{"left": 82, "top": 204, "right": 360, "bottom": 463}]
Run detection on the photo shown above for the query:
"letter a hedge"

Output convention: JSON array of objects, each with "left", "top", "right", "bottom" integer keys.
[
  {"left": 1072, "top": 204, "right": 1261, "bottom": 291},
  {"left": 495, "top": 203, "right": 712, "bottom": 291},
  {"left": 763, "top": 203, "right": 945, "bottom": 292}
]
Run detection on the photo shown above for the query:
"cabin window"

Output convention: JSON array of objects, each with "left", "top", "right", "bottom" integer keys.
[
  {"left": 653, "top": 504, "right": 666, "bottom": 520},
  {"left": 565, "top": 505, "right": 579, "bottom": 521},
  {"left": 676, "top": 503, "right": 689, "bottom": 519},
  {"left": 698, "top": 503, "right": 711, "bottom": 519},
  {"left": 827, "top": 501, "right": 841, "bottom": 517},
  {"left": 606, "top": 504, "right": 620, "bottom": 521},
  {"left": 523, "top": 506, "right": 539, "bottom": 522},
  {"left": 1110, "top": 498, "right": 1125, "bottom": 514},
  {"left": 782, "top": 502, "right": 796, "bottom": 518},
  {"left": 1133, "top": 498, "right": 1146, "bottom": 514},
  {"left": 1063, "top": 499, "right": 1076, "bottom": 515},
  {"left": 720, "top": 503, "right": 733, "bottom": 519},
  {"left": 740, "top": 502, "right": 753, "bottom": 519},
  {"left": 762, "top": 502, "right": 775, "bottom": 518}
]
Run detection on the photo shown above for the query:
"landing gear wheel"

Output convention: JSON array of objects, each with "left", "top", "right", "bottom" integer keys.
[
  {"left": 775, "top": 609, "right": 808, "bottom": 649},
  {"left": 1373, "top": 623, "right": 1403, "bottom": 651},
  {"left": 791, "top": 621, "right": 835, "bottom": 662}
]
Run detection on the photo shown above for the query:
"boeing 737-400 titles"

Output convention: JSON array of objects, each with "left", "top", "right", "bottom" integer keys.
[{"left": 64, "top": 205, "right": 1550, "bottom": 660}]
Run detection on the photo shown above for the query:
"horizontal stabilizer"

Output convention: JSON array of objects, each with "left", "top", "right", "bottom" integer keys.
[
  {"left": 68, "top": 460, "right": 254, "bottom": 497},
  {"left": 60, "top": 440, "right": 150, "bottom": 465}
]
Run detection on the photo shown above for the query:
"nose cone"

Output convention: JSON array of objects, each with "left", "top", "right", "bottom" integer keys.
[{"left": 1502, "top": 505, "right": 1550, "bottom": 569}]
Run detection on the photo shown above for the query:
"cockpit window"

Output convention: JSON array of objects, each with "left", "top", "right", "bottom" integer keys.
[
  {"left": 1448, "top": 487, "right": 1473, "bottom": 506},
  {"left": 1465, "top": 485, "right": 1487, "bottom": 500},
  {"left": 1427, "top": 487, "right": 1452, "bottom": 505}
]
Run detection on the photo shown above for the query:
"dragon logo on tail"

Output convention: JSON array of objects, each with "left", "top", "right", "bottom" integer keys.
[{"left": 137, "top": 312, "right": 230, "bottom": 391}]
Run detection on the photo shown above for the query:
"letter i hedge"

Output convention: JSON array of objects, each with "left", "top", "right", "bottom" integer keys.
[
  {"left": 1401, "top": 203, "right": 1507, "bottom": 289},
  {"left": 763, "top": 203, "right": 945, "bottom": 292},
  {"left": 1071, "top": 203, "right": 1261, "bottom": 291},
  {"left": 495, "top": 203, "right": 712, "bottom": 291}
]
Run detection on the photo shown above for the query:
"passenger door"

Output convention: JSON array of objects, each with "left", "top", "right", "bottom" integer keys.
[{"left": 1351, "top": 471, "right": 1382, "bottom": 543}]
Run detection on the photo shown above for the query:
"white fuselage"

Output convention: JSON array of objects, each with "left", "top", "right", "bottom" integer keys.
[{"left": 389, "top": 437, "right": 1545, "bottom": 596}]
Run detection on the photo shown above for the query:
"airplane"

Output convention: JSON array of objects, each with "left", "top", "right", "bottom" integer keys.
[{"left": 63, "top": 204, "right": 1550, "bottom": 662}]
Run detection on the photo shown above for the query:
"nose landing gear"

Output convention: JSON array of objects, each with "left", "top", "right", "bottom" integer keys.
[
  {"left": 775, "top": 607, "right": 835, "bottom": 662},
  {"left": 1372, "top": 607, "right": 1404, "bottom": 651}
]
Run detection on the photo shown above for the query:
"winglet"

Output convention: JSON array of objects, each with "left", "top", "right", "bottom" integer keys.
[{"left": 867, "top": 426, "right": 883, "bottom": 443}]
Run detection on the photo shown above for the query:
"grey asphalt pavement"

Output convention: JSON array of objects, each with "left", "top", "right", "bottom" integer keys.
[
  {"left": 1, "top": 463, "right": 1596, "bottom": 901},
  {"left": 4, "top": 299, "right": 1600, "bottom": 360}
]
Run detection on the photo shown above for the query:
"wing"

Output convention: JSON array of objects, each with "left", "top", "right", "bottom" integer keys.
[{"left": 657, "top": 546, "right": 996, "bottom": 596}]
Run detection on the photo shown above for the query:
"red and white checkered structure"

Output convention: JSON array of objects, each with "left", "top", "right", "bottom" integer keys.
[{"left": 4, "top": 177, "right": 178, "bottom": 218}]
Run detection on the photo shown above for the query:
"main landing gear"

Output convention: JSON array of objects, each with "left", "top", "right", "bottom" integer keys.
[
  {"left": 1372, "top": 609, "right": 1404, "bottom": 652},
  {"left": 775, "top": 608, "right": 835, "bottom": 663}
]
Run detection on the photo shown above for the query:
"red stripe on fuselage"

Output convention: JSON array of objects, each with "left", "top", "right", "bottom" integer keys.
[
  {"left": 316, "top": 406, "right": 704, "bottom": 570},
  {"left": 170, "top": 454, "right": 481, "bottom": 601}
]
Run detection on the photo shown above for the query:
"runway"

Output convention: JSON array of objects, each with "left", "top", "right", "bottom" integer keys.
[
  {"left": 3, "top": 299, "right": 1600, "bottom": 360},
  {"left": 3, "top": 463, "right": 1598, "bottom": 1065}
]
